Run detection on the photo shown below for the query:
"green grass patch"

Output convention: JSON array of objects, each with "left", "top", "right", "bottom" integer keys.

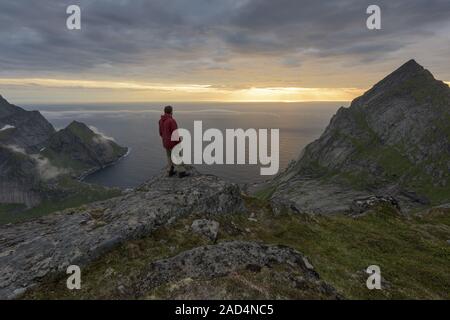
[
  {"left": 217, "top": 202, "right": 450, "bottom": 299},
  {"left": 40, "top": 148, "right": 88, "bottom": 172},
  {"left": 66, "top": 121, "right": 96, "bottom": 144},
  {"left": 254, "top": 185, "right": 277, "bottom": 201},
  {"left": 0, "top": 203, "right": 27, "bottom": 215}
]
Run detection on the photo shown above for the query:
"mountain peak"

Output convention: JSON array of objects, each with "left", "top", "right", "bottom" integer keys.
[
  {"left": 0, "top": 94, "right": 9, "bottom": 105},
  {"left": 352, "top": 59, "right": 443, "bottom": 107},
  {"left": 67, "top": 120, "right": 89, "bottom": 129},
  {"left": 398, "top": 59, "right": 423, "bottom": 71},
  {"left": 383, "top": 59, "right": 427, "bottom": 81},
  {"left": 273, "top": 60, "right": 450, "bottom": 213}
]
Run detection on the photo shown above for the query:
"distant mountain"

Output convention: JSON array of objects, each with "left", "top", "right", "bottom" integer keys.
[
  {"left": 267, "top": 60, "right": 450, "bottom": 214},
  {"left": 0, "top": 95, "right": 55, "bottom": 151},
  {"left": 0, "top": 96, "right": 128, "bottom": 208},
  {"left": 44, "top": 121, "right": 128, "bottom": 177}
]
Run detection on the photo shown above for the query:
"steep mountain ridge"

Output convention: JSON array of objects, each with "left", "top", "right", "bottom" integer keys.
[
  {"left": 0, "top": 95, "right": 55, "bottom": 152},
  {"left": 268, "top": 60, "right": 450, "bottom": 213}
]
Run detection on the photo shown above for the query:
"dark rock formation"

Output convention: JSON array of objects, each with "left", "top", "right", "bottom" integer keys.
[
  {"left": 132, "top": 241, "right": 340, "bottom": 299},
  {"left": 0, "top": 146, "right": 42, "bottom": 207},
  {"left": 191, "top": 219, "right": 220, "bottom": 242},
  {"left": 350, "top": 195, "right": 400, "bottom": 215},
  {"left": 0, "top": 168, "right": 245, "bottom": 299}
]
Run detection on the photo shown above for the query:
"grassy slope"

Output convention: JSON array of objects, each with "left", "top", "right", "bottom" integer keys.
[
  {"left": 41, "top": 148, "right": 89, "bottom": 172},
  {"left": 0, "top": 178, "right": 121, "bottom": 225},
  {"left": 23, "top": 197, "right": 450, "bottom": 300},
  {"left": 0, "top": 128, "right": 127, "bottom": 225},
  {"left": 329, "top": 107, "right": 450, "bottom": 204}
]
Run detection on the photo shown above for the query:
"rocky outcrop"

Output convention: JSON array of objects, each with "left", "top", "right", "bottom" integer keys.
[
  {"left": 0, "top": 168, "right": 245, "bottom": 299},
  {"left": 269, "top": 178, "right": 371, "bottom": 215},
  {"left": 350, "top": 195, "right": 400, "bottom": 215},
  {"left": 191, "top": 219, "right": 220, "bottom": 242},
  {"left": 268, "top": 60, "right": 450, "bottom": 214},
  {"left": 132, "top": 241, "right": 340, "bottom": 299}
]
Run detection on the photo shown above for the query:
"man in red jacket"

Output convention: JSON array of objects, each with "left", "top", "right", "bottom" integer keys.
[{"left": 159, "top": 106, "right": 185, "bottom": 177}]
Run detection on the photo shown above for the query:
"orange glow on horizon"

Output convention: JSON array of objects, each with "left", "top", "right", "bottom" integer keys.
[
  {"left": 1, "top": 77, "right": 448, "bottom": 103},
  {"left": 0, "top": 77, "right": 364, "bottom": 103}
]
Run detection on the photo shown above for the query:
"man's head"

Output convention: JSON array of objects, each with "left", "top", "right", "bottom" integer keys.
[{"left": 164, "top": 105, "right": 173, "bottom": 114}]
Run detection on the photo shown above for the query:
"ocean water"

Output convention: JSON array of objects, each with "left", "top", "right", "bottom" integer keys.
[{"left": 23, "top": 102, "right": 344, "bottom": 188}]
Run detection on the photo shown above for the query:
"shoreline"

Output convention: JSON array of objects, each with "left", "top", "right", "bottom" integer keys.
[{"left": 77, "top": 147, "right": 132, "bottom": 183}]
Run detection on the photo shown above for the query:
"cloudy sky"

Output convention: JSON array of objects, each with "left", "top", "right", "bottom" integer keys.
[{"left": 0, "top": 0, "right": 449, "bottom": 103}]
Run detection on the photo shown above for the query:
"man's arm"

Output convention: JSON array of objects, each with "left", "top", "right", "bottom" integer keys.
[
  {"left": 171, "top": 119, "right": 178, "bottom": 132},
  {"left": 170, "top": 119, "right": 180, "bottom": 142}
]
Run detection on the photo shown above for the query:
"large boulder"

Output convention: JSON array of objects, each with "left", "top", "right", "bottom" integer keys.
[
  {"left": 132, "top": 241, "right": 340, "bottom": 299},
  {"left": 191, "top": 219, "right": 220, "bottom": 242}
]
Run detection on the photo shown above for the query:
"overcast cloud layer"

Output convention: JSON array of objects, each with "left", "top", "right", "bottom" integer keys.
[{"left": 0, "top": 0, "right": 449, "bottom": 102}]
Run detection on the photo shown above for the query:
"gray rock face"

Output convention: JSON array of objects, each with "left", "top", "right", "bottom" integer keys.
[
  {"left": 350, "top": 196, "right": 400, "bottom": 215},
  {"left": 292, "top": 60, "right": 449, "bottom": 179},
  {"left": 191, "top": 219, "right": 220, "bottom": 241},
  {"left": 269, "top": 178, "right": 424, "bottom": 215},
  {"left": 0, "top": 145, "right": 43, "bottom": 207},
  {"left": 0, "top": 96, "right": 56, "bottom": 206},
  {"left": 0, "top": 95, "right": 55, "bottom": 152},
  {"left": 270, "top": 60, "right": 450, "bottom": 214},
  {"left": 0, "top": 169, "right": 245, "bottom": 299},
  {"left": 270, "top": 178, "right": 371, "bottom": 215},
  {"left": 132, "top": 241, "right": 340, "bottom": 299}
]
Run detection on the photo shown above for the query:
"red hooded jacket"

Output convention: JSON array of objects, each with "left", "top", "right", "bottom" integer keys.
[{"left": 159, "top": 113, "right": 180, "bottom": 150}]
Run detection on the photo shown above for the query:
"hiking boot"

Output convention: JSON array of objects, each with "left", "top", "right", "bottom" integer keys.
[{"left": 178, "top": 171, "right": 189, "bottom": 178}]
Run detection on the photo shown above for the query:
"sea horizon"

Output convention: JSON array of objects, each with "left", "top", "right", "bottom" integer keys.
[{"left": 21, "top": 101, "right": 343, "bottom": 188}]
